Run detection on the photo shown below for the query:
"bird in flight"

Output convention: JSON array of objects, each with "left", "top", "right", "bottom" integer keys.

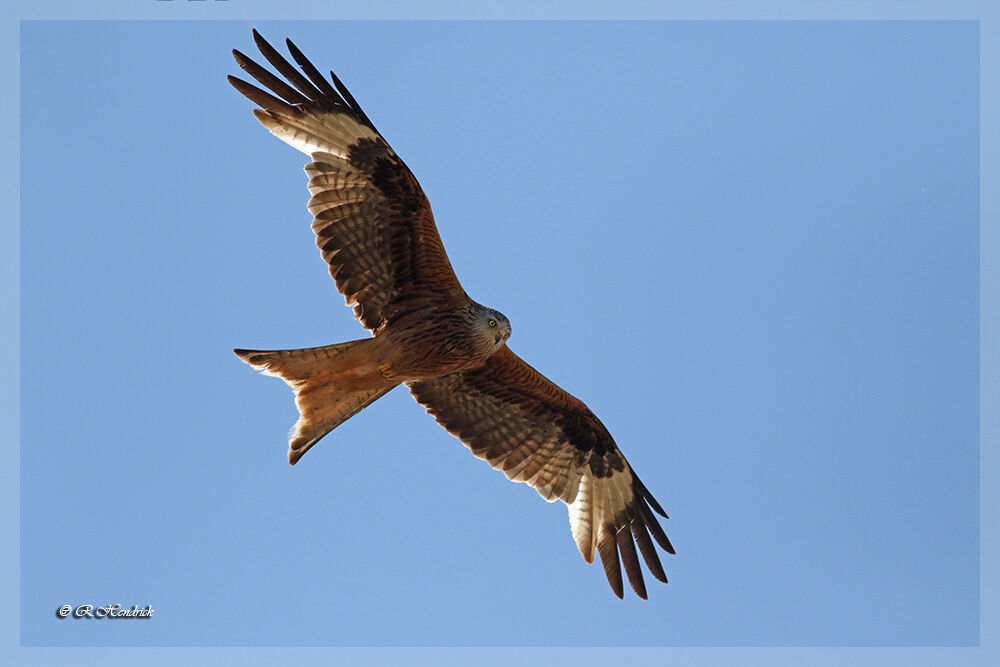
[{"left": 229, "top": 31, "right": 674, "bottom": 599}]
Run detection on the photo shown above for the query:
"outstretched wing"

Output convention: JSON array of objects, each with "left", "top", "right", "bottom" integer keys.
[
  {"left": 408, "top": 347, "right": 674, "bottom": 599},
  {"left": 229, "top": 31, "right": 467, "bottom": 332}
]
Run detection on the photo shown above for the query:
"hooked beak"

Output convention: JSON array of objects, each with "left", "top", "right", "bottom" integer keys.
[{"left": 494, "top": 334, "right": 502, "bottom": 344}]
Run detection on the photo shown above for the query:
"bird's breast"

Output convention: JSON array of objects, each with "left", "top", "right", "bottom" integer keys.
[{"left": 382, "top": 307, "right": 494, "bottom": 379}]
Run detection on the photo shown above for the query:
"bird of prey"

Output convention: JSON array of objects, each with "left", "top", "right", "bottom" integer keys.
[{"left": 229, "top": 31, "right": 674, "bottom": 599}]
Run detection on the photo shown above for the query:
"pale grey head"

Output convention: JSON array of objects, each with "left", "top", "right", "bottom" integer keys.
[{"left": 472, "top": 302, "right": 512, "bottom": 352}]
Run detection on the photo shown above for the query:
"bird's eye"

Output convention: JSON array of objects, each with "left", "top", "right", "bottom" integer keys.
[{"left": 488, "top": 319, "right": 497, "bottom": 328}]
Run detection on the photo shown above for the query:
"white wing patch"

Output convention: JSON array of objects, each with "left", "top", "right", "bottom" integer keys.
[
  {"left": 567, "top": 467, "right": 635, "bottom": 564},
  {"left": 254, "top": 108, "right": 379, "bottom": 159}
]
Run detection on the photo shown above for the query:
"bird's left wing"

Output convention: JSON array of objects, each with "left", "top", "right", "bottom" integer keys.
[
  {"left": 228, "top": 31, "right": 468, "bottom": 333},
  {"left": 408, "top": 347, "right": 674, "bottom": 599}
]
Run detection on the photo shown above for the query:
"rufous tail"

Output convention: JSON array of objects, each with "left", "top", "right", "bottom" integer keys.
[{"left": 234, "top": 340, "right": 396, "bottom": 465}]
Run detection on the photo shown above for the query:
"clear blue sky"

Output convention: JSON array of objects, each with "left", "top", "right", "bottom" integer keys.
[{"left": 19, "top": 20, "right": 978, "bottom": 647}]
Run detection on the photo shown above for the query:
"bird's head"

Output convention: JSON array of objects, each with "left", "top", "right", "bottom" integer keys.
[{"left": 474, "top": 304, "right": 512, "bottom": 351}]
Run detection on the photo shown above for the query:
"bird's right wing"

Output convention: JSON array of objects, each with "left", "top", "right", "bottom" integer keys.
[
  {"left": 408, "top": 347, "right": 674, "bottom": 599},
  {"left": 229, "top": 31, "right": 468, "bottom": 332}
]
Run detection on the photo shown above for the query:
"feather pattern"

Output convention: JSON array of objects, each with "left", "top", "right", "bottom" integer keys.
[
  {"left": 229, "top": 30, "right": 467, "bottom": 332},
  {"left": 409, "top": 348, "right": 673, "bottom": 598}
]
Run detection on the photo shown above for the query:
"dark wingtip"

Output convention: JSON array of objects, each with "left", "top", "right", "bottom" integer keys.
[
  {"left": 631, "top": 516, "right": 669, "bottom": 585},
  {"left": 631, "top": 473, "right": 669, "bottom": 518},
  {"left": 232, "top": 48, "right": 250, "bottom": 67},
  {"left": 284, "top": 37, "right": 342, "bottom": 103},
  {"left": 597, "top": 530, "right": 624, "bottom": 599},
  {"left": 616, "top": 524, "right": 647, "bottom": 599}
]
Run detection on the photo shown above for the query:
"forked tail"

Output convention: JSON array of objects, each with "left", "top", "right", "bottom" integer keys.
[{"left": 234, "top": 340, "right": 396, "bottom": 464}]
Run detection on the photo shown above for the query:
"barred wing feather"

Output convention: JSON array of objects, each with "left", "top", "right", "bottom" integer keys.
[{"left": 408, "top": 348, "right": 674, "bottom": 599}]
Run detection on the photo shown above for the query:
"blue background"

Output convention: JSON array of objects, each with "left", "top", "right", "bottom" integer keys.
[{"left": 19, "top": 20, "right": 978, "bottom": 647}]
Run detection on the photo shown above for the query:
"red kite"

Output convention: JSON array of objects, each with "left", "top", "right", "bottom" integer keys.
[{"left": 230, "top": 31, "right": 674, "bottom": 599}]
